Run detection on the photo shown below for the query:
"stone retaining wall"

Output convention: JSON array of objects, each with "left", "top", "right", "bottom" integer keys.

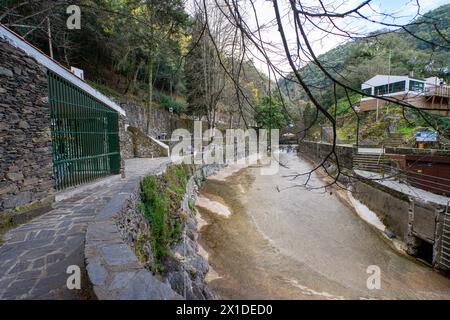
[
  {"left": 352, "top": 179, "right": 410, "bottom": 240},
  {"left": 165, "top": 164, "right": 224, "bottom": 299},
  {"left": 119, "top": 99, "right": 195, "bottom": 139},
  {"left": 299, "top": 141, "right": 446, "bottom": 266},
  {"left": 0, "top": 38, "right": 53, "bottom": 211},
  {"left": 84, "top": 160, "right": 181, "bottom": 299},
  {"left": 84, "top": 160, "right": 225, "bottom": 299},
  {"left": 126, "top": 126, "right": 168, "bottom": 158},
  {"left": 298, "top": 141, "right": 354, "bottom": 169},
  {"left": 352, "top": 175, "right": 447, "bottom": 267}
]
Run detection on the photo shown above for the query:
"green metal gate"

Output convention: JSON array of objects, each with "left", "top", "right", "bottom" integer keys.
[
  {"left": 48, "top": 72, "right": 120, "bottom": 191},
  {"left": 439, "top": 201, "right": 450, "bottom": 270}
]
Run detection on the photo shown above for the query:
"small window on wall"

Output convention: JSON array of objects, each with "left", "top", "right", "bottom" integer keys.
[
  {"left": 362, "top": 88, "right": 372, "bottom": 96},
  {"left": 410, "top": 80, "right": 424, "bottom": 92}
]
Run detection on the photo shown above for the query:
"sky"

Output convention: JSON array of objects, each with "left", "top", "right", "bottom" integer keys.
[
  {"left": 251, "top": 0, "right": 449, "bottom": 74},
  {"left": 186, "top": 0, "right": 449, "bottom": 75}
]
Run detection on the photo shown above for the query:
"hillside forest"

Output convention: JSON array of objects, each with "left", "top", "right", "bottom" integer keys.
[{"left": 280, "top": 4, "right": 450, "bottom": 146}]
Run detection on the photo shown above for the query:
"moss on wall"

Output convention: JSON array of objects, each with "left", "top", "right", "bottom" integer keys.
[{"left": 140, "top": 163, "right": 194, "bottom": 272}]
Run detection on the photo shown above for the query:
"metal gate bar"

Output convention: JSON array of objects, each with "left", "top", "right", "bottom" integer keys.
[
  {"left": 440, "top": 201, "right": 450, "bottom": 270},
  {"left": 48, "top": 72, "right": 120, "bottom": 191}
]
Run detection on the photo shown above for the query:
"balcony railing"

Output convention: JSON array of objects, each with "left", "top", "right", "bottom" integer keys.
[{"left": 424, "top": 85, "right": 450, "bottom": 98}]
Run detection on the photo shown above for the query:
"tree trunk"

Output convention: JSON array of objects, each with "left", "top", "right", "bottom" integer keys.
[
  {"left": 133, "top": 60, "right": 143, "bottom": 89},
  {"left": 147, "top": 51, "right": 154, "bottom": 135},
  {"left": 146, "top": 4, "right": 155, "bottom": 135}
]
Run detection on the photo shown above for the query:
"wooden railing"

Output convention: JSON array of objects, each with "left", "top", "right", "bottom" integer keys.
[{"left": 424, "top": 85, "right": 450, "bottom": 98}]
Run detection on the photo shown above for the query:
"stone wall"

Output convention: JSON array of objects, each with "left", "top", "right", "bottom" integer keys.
[
  {"left": 84, "top": 159, "right": 181, "bottom": 300},
  {"left": 166, "top": 164, "right": 224, "bottom": 300},
  {"left": 115, "top": 163, "right": 225, "bottom": 299},
  {"left": 298, "top": 141, "right": 355, "bottom": 170},
  {"left": 299, "top": 140, "right": 446, "bottom": 266},
  {"left": 118, "top": 115, "right": 130, "bottom": 177},
  {"left": 352, "top": 179, "right": 410, "bottom": 240},
  {"left": 0, "top": 38, "right": 53, "bottom": 211},
  {"left": 351, "top": 175, "right": 446, "bottom": 266},
  {"left": 127, "top": 126, "right": 168, "bottom": 158},
  {"left": 120, "top": 99, "right": 194, "bottom": 139}
]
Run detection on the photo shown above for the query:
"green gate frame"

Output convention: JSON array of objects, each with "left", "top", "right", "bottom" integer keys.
[{"left": 48, "top": 72, "right": 120, "bottom": 191}]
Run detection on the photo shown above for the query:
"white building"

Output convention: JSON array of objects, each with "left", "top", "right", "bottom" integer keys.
[{"left": 359, "top": 74, "right": 449, "bottom": 116}]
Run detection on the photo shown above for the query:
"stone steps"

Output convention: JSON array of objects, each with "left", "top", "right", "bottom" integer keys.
[{"left": 353, "top": 153, "right": 387, "bottom": 173}]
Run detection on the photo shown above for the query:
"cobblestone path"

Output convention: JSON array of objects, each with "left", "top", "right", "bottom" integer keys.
[{"left": 0, "top": 158, "right": 170, "bottom": 299}]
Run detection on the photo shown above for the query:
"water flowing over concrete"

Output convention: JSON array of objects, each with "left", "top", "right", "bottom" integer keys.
[{"left": 197, "top": 152, "right": 450, "bottom": 300}]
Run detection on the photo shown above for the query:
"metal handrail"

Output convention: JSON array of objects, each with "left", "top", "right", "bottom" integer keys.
[{"left": 355, "top": 161, "right": 450, "bottom": 195}]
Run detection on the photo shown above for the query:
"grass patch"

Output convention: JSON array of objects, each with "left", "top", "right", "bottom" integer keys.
[
  {"left": 87, "top": 81, "right": 121, "bottom": 99},
  {"left": 188, "top": 199, "right": 196, "bottom": 213},
  {"left": 0, "top": 202, "right": 49, "bottom": 244},
  {"left": 0, "top": 211, "right": 17, "bottom": 245},
  {"left": 134, "top": 234, "right": 149, "bottom": 264},
  {"left": 140, "top": 163, "right": 194, "bottom": 272},
  {"left": 330, "top": 93, "right": 361, "bottom": 116}
]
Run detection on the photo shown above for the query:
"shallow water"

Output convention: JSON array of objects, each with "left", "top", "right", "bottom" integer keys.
[{"left": 196, "top": 152, "right": 450, "bottom": 300}]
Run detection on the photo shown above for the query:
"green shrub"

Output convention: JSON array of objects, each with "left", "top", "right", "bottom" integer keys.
[
  {"left": 330, "top": 93, "right": 361, "bottom": 116},
  {"left": 156, "top": 92, "right": 187, "bottom": 115}
]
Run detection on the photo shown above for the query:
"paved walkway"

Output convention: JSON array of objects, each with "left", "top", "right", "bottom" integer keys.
[{"left": 0, "top": 158, "right": 170, "bottom": 300}]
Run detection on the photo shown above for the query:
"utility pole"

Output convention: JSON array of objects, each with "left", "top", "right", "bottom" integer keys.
[
  {"left": 356, "top": 116, "right": 360, "bottom": 148},
  {"left": 388, "top": 50, "right": 391, "bottom": 81},
  {"left": 376, "top": 97, "right": 379, "bottom": 121},
  {"left": 386, "top": 50, "right": 391, "bottom": 114}
]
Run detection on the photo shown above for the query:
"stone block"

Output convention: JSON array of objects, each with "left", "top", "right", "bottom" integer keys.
[
  {"left": 118, "top": 270, "right": 181, "bottom": 300},
  {"left": 0, "top": 66, "right": 13, "bottom": 77},
  {"left": 0, "top": 182, "right": 17, "bottom": 195},
  {"left": 18, "top": 120, "right": 30, "bottom": 129},
  {"left": 6, "top": 172, "right": 23, "bottom": 181},
  {"left": 100, "top": 244, "right": 138, "bottom": 266},
  {"left": 109, "top": 271, "right": 136, "bottom": 290},
  {"left": 3, "top": 191, "right": 32, "bottom": 208},
  {"left": 86, "top": 261, "right": 108, "bottom": 286}
]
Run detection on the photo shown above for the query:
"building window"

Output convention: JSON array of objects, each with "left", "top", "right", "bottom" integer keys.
[
  {"left": 362, "top": 88, "right": 372, "bottom": 96},
  {"left": 375, "top": 84, "right": 388, "bottom": 95},
  {"left": 375, "top": 81, "right": 405, "bottom": 95},
  {"left": 389, "top": 81, "right": 406, "bottom": 93},
  {"left": 410, "top": 80, "right": 424, "bottom": 92}
]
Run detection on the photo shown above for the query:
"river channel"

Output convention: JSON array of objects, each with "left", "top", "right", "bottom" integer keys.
[{"left": 196, "top": 151, "right": 450, "bottom": 299}]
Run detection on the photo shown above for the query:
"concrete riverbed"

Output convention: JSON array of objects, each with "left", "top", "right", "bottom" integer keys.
[{"left": 196, "top": 152, "right": 450, "bottom": 300}]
